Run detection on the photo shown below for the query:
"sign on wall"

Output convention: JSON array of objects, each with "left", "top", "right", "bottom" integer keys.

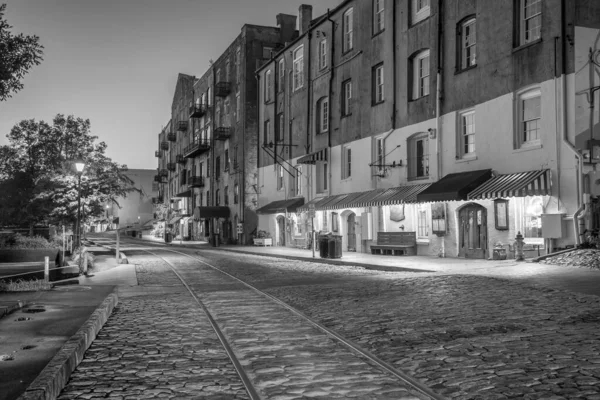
[{"left": 389, "top": 204, "right": 405, "bottom": 222}]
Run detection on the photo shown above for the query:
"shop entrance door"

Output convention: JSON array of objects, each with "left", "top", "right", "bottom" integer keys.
[
  {"left": 347, "top": 213, "right": 356, "bottom": 252},
  {"left": 458, "top": 204, "right": 487, "bottom": 259},
  {"left": 277, "top": 216, "right": 286, "bottom": 246}
]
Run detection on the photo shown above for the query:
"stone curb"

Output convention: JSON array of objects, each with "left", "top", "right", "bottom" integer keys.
[
  {"left": 0, "top": 299, "right": 28, "bottom": 320},
  {"left": 17, "top": 290, "right": 119, "bottom": 400}
]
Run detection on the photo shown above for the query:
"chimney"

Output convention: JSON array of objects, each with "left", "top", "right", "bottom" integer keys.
[
  {"left": 276, "top": 13, "right": 297, "bottom": 44},
  {"left": 298, "top": 4, "right": 313, "bottom": 35}
]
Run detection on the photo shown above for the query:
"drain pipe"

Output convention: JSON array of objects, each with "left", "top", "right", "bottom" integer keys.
[{"left": 436, "top": 0, "right": 443, "bottom": 183}]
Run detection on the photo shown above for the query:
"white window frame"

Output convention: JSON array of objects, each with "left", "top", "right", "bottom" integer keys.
[
  {"left": 459, "top": 18, "right": 477, "bottom": 70},
  {"left": 278, "top": 59, "right": 285, "bottom": 92},
  {"left": 277, "top": 113, "right": 284, "bottom": 142},
  {"left": 343, "top": 146, "right": 352, "bottom": 179},
  {"left": 235, "top": 47, "right": 241, "bottom": 82},
  {"left": 235, "top": 92, "right": 240, "bottom": 122},
  {"left": 520, "top": 0, "right": 542, "bottom": 46},
  {"left": 317, "top": 163, "right": 328, "bottom": 193},
  {"left": 342, "top": 79, "right": 352, "bottom": 116},
  {"left": 264, "top": 120, "right": 271, "bottom": 145},
  {"left": 277, "top": 164, "right": 284, "bottom": 191},
  {"left": 374, "top": 0, "right": 385, "bottom": 33},
  {"left": 318, "top": 97, "right": 329, "bottom": 133},
  {"left": 265, "top": 69, "right": 272, "bottom": 102},
  {"left": 374, "top": 64, "right": 384, "bottom": 103},
  {"left": 412, "top": 50, "right": 430, "bottom": 100},
  {"left": 516, "top": 87, "right": 542, "bottom": 148},
  {"left": 416, "top": 203, "right": 430, "bottom": 239},
  {"left": 408, "top": 133, "right": 429, "bottom": 180},
  {"left": 296, "top": 166, "right": 302, "bottom": 195},
  {"left": 293, "top": 45, "right": 304, "bottom": 91},
  {"left": 343, "top": 8, "right": 354, "bottom": 52},
  {"left": 458, "top": 109, "right": 476, "bottom": 158},
  {"left": 319, "top": 39, "right": 327, "bottom": 69},
  {"left": 412, "top": 0, "right": 430, "bottom": 24},
  {"left": 375, "top": 137, "right": 385, "bottom": 173}
]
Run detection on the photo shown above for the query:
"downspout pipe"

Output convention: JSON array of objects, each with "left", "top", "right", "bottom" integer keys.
[
  {"left": 436, "top": 0, "right": 443, "bottom": 182},
  {"left": 559, "top": 0, "right": 584, "bottom": 245},
  {"left": 327, "top": 10, "right": 334, "bottom": 197},
  {"left": 306, "top": 31, "right": 313, "bottom": 202},
  {"left": 392, "top": 0, "right": 397, "bottom": 130}
]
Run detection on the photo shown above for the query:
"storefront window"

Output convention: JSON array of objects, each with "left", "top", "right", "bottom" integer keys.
[
  {"left": 523, "top": 196, "right": 543, "bottom": 239},
  {"left": 417, "top": 204, "right": 430, "bottom": 238}
]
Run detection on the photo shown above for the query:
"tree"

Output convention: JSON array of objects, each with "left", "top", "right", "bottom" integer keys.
[
  {"left": 0, "top": 3, "right": 44, "bottom": 101},
  {"left": 0, "top": 114, "right": 138, "bottom": 233}
]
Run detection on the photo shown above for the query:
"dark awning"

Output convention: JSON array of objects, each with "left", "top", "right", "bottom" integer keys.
[
  {"left": 174, "top": 190, "right": 191, "bottom": 198},
  {"left": 193, "top": 206, "right": 230, "bottom": 220},
  {"left": 112, "top": 217, "right": 119, "bottom": 224},
  {"left": 296, "top": 184, "right": 432, "bottom": 211},
  {"left": 169, "top": 216, "right": 181, "bottom": 225},
  {"left": 417, "top": 169, "right": 492, "bottom": 202},
  {"left": 297, "top": 148, "right": 328, "bottom": 164},
  {"left": 468, "top": 169, "right": 551, "bottom": 200},
  {"left": 256, "top": 198, "right": 305, "bottom": 214}
]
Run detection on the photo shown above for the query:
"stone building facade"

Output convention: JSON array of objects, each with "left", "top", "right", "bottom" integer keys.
[{"left": 255, "top": 0, "right": 600, "bottom": 258}]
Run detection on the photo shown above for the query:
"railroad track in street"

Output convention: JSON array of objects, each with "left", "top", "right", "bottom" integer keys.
[{"left": 139, "top": 246, "right": 445, "bottom": 400}]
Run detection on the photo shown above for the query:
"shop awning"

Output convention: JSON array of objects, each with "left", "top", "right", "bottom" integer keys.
[
  {"left": 174, "top": 189, "right": 191, "bottom": 198},
  {"left": 417, "top": 169, "right": 493, "bottom": 202},
  {"left": 112, "top": 217, "right": 119, "bottom": 224},
  {"left": 169, "top": 216, "right": 181, "bottom": 225},
  {"left": 297, "top": 148, "right": 328, "bottom": 164},
  {"left": 256, "top": 197, "right": 305, "bottom": 214},
  {"left": 193, "top": 206, "right": 230, "bottom": 220},
  {"left": 467, "top": 169, "right": 551, "bottom": 200},
  {"left": 296, "top": 184, "right": 432, "bottom": 211}
]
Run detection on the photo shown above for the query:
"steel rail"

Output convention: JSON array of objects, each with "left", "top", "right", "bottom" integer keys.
[
  {"left": 145, "top": 246, "right": 445, "bottom": 400},
  {"left": 0, "top": 265, "right": 76, "bottom": 280},
  {"left": 142, "top": 249, "right": 261, "bottom": 400}
]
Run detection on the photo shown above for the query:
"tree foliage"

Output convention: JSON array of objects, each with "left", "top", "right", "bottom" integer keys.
[
  {"left": 0, "top": 114, "right": 138, "bottom": 229},
  {"left": 0, "top": 3, "right": 44, "bottom": 101}
]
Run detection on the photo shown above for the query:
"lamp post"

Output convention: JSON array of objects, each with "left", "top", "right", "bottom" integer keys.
[
  {"left": 74, "top": 160, "right": 85, "bottom": 248},
  {"left": 180, "top": 219, "right": 184, "bottom": 245}
]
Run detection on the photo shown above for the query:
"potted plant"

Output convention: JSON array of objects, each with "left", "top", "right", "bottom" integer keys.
[{"left": 253, "top": 230, "right": 273, "bottom": 246}]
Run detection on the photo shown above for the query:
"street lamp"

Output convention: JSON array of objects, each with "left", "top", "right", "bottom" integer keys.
[
  {"left": 180, "top": 219, "right": 184, "bottom": 245},
  {"left": 74, "top": 159, "right": 85, "bottom": 248}
]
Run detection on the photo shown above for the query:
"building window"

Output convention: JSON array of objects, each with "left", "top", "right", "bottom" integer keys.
[
  {"left": 343, "top": 8, "right": 354, "bottom": 53},
  {"left": 417, "top": 204, "right": 429, "bottom": 238},
  {"left": 233, "top": 146, "right": 238, "bottom": 169},
  {"left": 225, "top": 61, "right": 231, "bottom": 82},
  {"left": 343, "top": 146, "right": 352, "bottom": 179},
  {"left": 277, "top": 164, "right": 284, "bottom": 190},
  {"left": 375, "top": 137, "right": 384, "bottom": 173},
  {"left": 277, "top": 113, "right": 284, "bottom": 142},
  {"left": 412, "top": 0, "right": 430, "bottom": 25},
  {"left": 319, "top": 39, "right": 327, "bottom": 69},
  {"left": 215, "top": 189, "right": 220, "bottom": 206},
  {"left": 518, "top": 0, "right": 542, "bottom": 46},
  {"left": 278, "top": 59, "right": 285, "bottom": 92},
  {"left": 207, "top": 190, "right": 210, "bottom": 206},
  {"left": 265, "top": 69, "right": 272, "bottom": 102},
  {"left": 317, "top": 163, "right": 328, "bottom": 193},
  {"left": 224, "top": 149, "right": 230, "bottom": 172},
  {"left": 516, "top": 88, "right": 541, "bottom": 147},
  {"left": 215, "top": 156, "right": 221, "bottom": 177},
  {"left": 457, "top": 17, "right": 476, "bottom": 70},
  {"left": 235, "top": 47, "right": 241, "bottom": 83},
  {"left": 373, "top": 0, "right": 384, "bottom": 34},
  {"left": 295, "top": 166, "right": 302, "bottom": 195},
  {"left": 458, "top": 109, "right": 476, "bottom": 158},
  {"left": 207, "top": 159, "right": 210, "bottom": 177},
  {"left": 264, "top": 120, "right": 271, "bottom": 146},
  {"left": 372, "top": 64, "right": 384, "bottom": 104},
  {"left": 293, "top": 45, "right": 304, "bottom": 91},
  {"left": 224, "top": 186, "right": 229, "bottom": 205},
  {"left": 236, "top": 92, "right": 240, "bottom": 122},
  {"left": 234, "top": 183, "right": 239, "bottom": 204},
  {"left": 412, "top": 50, "right": 430, "bottom": 100},
  {"left": 342, "top": 79, "right": 352, "bottom": 116},
  {"left": 224, "top": 99, "right": 230, "bottom": 117},
  {"left": 408, "top": 133, "right": 429, "bottom": 179},
  {"left": 207, "top": 87, "right": 212, "bottom": 106},
  {"left": 317, "top": 97, "right": 329, "bottom": 134},
  {"left": 263, "top": 46, "right": 273, "bottom": 59}
]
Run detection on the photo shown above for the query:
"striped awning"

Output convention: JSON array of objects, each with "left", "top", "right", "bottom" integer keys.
[
  {"left": 297, "top": 148, "right": 328, "bottom": 165},
  {"left": 296, "top": 184, "right": 431, "bottom": 212},
  {"left": 467, "top": 169, "right": 551, "bottom": 200}
]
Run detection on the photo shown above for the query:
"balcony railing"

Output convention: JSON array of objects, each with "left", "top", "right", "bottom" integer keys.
[
  {"left": 183, "top": 139, "right": 211, "bottom": 158},
  {"left": 189, "top": 176, "right": 205, "bottom": 188},
  {"left": 167, "top": 132, "right": 176, "bottom": 142},
  {"left": 153, "top": 175, "right": 166, "bottom": 183},
  {"left": 158, "top": 169, "right": 168, "bottom": 177},
  {"left": 160, "top": 141, "right": 169, "bottom": 150},
  {"left": 215, "top": 81, "right": 232, "bottom": 97},
  {"left": 177, "top": 121, "right": 188, "bottom": 132},
  {"left": 155, "top": 150, "right": 162, "bottom": 158},
  {"left": 167, "top": 163, "right": 176, "bottom": 171},
  {"left": 176, "top": 154, "right": 186, "bottom": 164},
  {"left": 189, "top": 104, "right": 207, "bottom": 118},
  {"left": 214, "top": 127, "right": 232, "bottom": 141}
]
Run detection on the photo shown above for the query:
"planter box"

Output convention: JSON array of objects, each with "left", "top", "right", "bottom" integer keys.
[{"left": 253, "top": 238, "right": 273, "bottom": 247}]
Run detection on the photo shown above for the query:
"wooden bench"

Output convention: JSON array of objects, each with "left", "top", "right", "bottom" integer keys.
[{"left": 370, "top": 232, "right": 417, "bottom": 256}]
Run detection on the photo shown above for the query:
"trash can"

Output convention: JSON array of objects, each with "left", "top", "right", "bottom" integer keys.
[
  {"left": 328, "top": 235, "right": 343, "bottom": 259},
  {"left": 319, "top": 235, "right": 330, "bottom": 258},
  {"left": 165, "top": 232, "right": 172, "bottom": 243},
  {"left": 131, "top": 230, "right": 136, "bottom": 238}
]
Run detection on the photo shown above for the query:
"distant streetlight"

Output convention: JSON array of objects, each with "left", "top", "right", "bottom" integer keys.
[{"left": 74, "top": 159, "right": 86, "bottom": 248}]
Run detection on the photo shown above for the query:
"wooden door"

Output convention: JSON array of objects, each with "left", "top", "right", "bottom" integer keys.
[
  {"left": 277, "top": 216, "right": 286, "bottom": 246},
  {"left": 347, "top": 213, "right": 356, "bottom": 252},
  {"left": 458, "top": 204, "right": 487, "bottom": 259}
]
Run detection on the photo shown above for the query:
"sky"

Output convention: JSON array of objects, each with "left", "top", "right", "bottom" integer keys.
[{"left": 0, "top": 0, "right": 341, "bottom": 170}]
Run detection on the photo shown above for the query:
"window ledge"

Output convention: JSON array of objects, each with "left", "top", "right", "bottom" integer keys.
[
  {"left": 409, "top": 94, "right": 430, "bottom": 102},
  {"left": 408, "top": 176, "right": 430, "bottom": 181},
  {"left": 341, "top": 177, "right": 352, "bottom": 182},
  {"left": 371, "top": 29, "right": 385, "bottom": 39},
  {"left": 341, "top": 113, "right": 352, "bottom": 119},
  {"left": 410, "top": 13, "right": 431, "bottom": 28},
  {"left": 372, "top": 100, "right": 385, "bottom": 107},
  {"left": 417, "top": 238, "right": 430, "bottom": 244},
  {"left": 456, "top": 154, "right": 477, "bottom": 163},
  {"left": 454, "top": 64, "right": 478, "bottom": 75},
  {"left": 512, "top": 38, "right": 543, "bottom": 53},
  {"left": 514, "top": 142, "right": 543, "bottom": 153}
]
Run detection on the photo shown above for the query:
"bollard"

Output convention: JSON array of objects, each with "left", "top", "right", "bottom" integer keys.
[
  {"left": 514, "top": 231, "right": 525, "bottom": 261},
  {"left": 116, "top": 229, "right": 120, "bottom": 264},
  {"left": 44, "top": 256, "right": 49, "bottom": 282},
  {"left": 83, "top": 251, "right": 88, "bottom": 275}
]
